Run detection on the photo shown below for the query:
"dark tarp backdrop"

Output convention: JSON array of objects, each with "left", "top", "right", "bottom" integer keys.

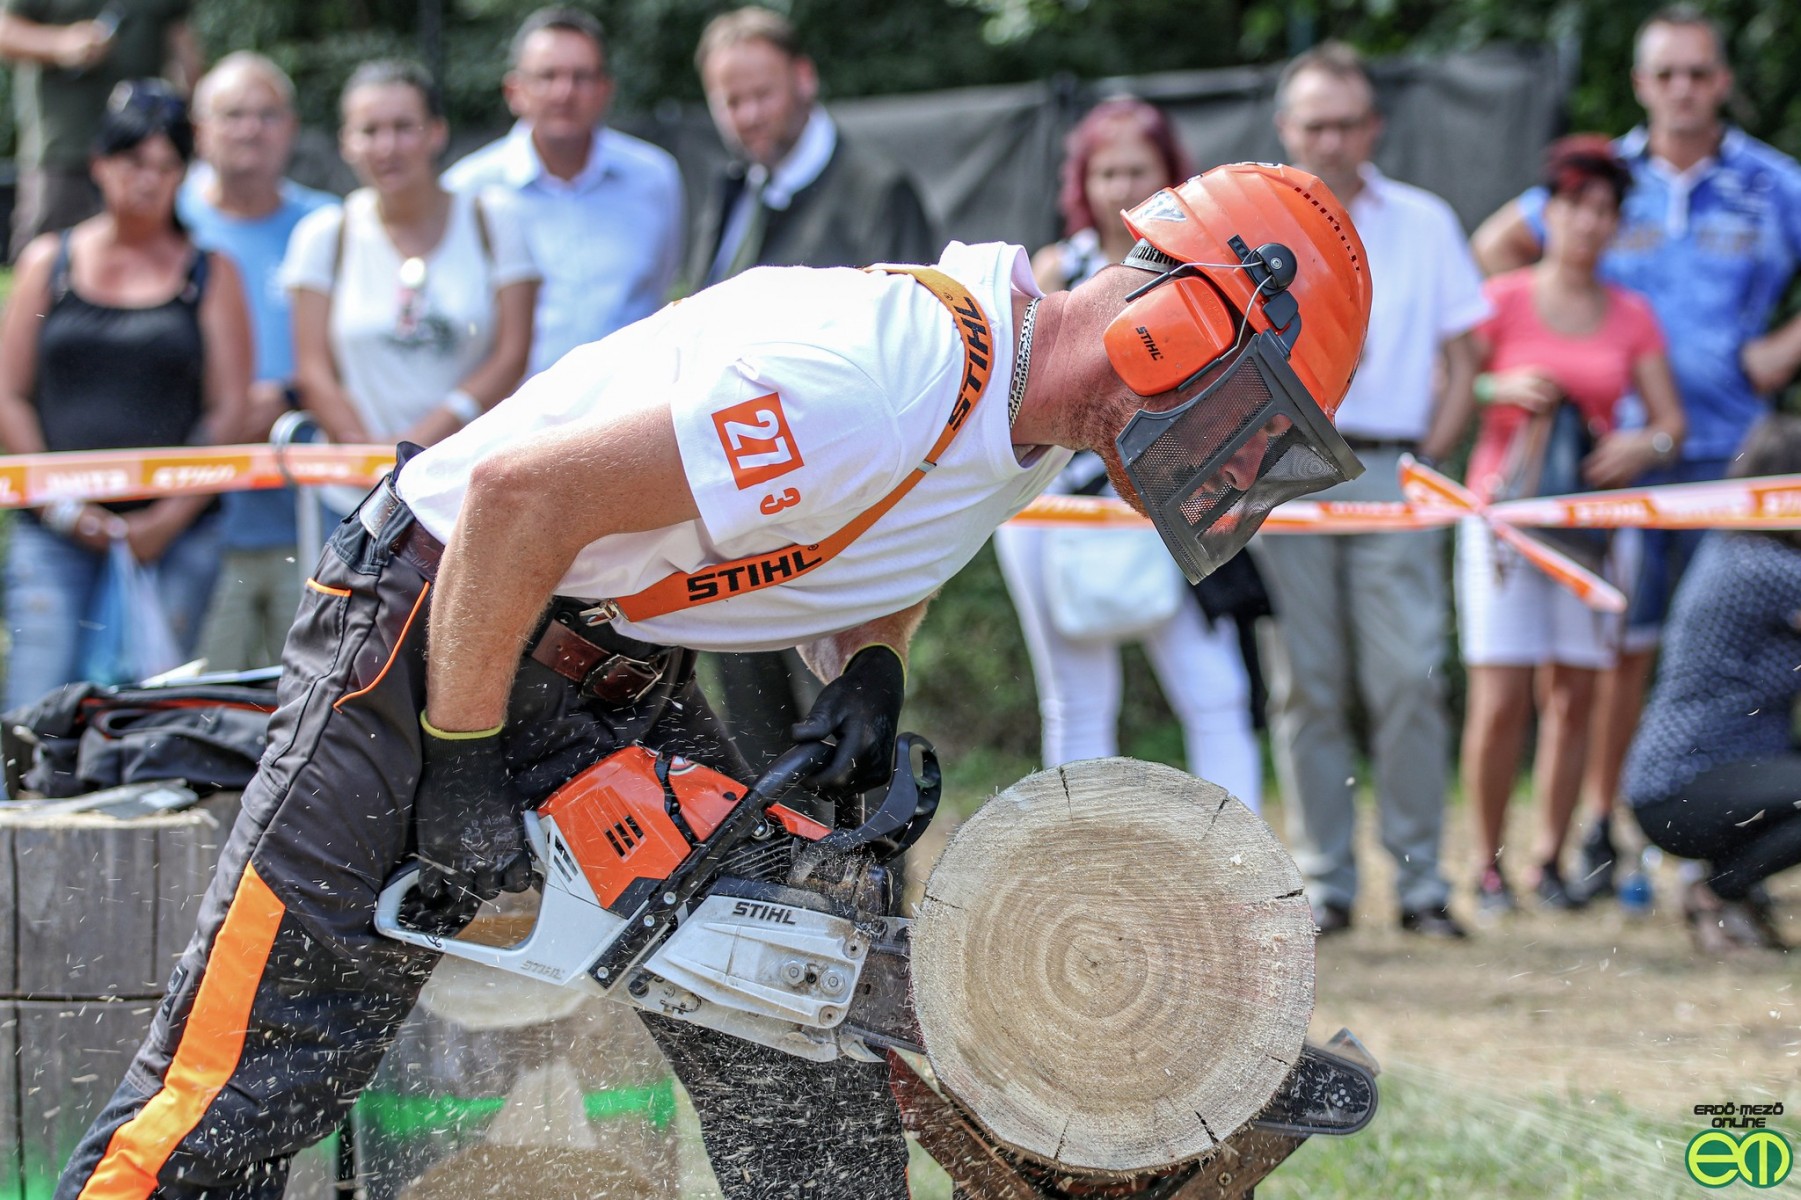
[{"left": 285, "top": 43, "right": 1568, "bottom": 256}]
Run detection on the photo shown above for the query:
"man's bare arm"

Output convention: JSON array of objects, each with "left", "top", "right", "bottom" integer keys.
[
  {"left": 1419, "top": 329, "right": 1481, "bottom": 463},
  {"left": 1741, "top": 310, "right": 1801, "bottom": 396},
  {"left": 1470, "top": 199, "right": 1542, "bottom": 276},
  {"left": 0, "top": 12, "right": 108, "bottom": 68},
  {"left": 424, "top": 404, "right": 700, "bottom": 733},
  {"left": 797, "top": 595, "right": 934, "bottom": 684}
]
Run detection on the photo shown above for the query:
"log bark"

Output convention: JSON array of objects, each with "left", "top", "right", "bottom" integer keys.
[{"left": 911, "top": 758, "right": 1314, "bottom": 1176}]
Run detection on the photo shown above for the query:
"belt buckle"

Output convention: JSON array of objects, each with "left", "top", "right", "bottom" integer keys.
[{"left": 582, "top": 652, "right": 663, "bottom": 706}]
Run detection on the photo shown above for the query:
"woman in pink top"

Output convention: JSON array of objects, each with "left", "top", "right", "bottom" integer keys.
[{"left": 1458, "top": 135, "right": 1685, "bottom": 915}]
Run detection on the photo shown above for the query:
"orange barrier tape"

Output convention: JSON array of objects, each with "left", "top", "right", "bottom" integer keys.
[
  {"left": 1396, "top": 458, "right": 1628, "bottom": 614},
  {"left": 0, "top": 444, "right": 395, "bottom": 508},
  {"left": 1008, "top": 465, "right": 1801, "bottom": 613},
  {"left": 1011, "top": 472, "right": 1801, "bottom": 534}
]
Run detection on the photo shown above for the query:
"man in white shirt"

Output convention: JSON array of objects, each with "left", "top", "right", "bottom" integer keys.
[
  {"left": 445, "top": 7, "right": 684, "bottom": 376},
  {"left": 55, "top": 170, "right": 1373, "bottom": 1200},
  {"left": 687, "top": 6, "right": 943, "bottom": 770},
  {"left": 1254, "top": 42, "right": 1490, "bottom": 941}
]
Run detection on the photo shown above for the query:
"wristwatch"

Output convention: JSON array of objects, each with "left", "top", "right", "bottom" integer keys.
[{"left": 1648, "top": 430, "right": 1675, "bottom": 461}]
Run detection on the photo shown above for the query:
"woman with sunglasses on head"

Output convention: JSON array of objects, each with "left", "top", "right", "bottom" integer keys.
[
  {"left": 991, "top": 97, "right": 1264, "bottom": 811},
  {"left": 283, "top": 60, "right": 536, "bottom": 486},
  {"left": 1457, "top": 134, "right": 1685, "bottom": 915},
  {"left": 0, "top": 80, "right": 251, "bottom": 709}
]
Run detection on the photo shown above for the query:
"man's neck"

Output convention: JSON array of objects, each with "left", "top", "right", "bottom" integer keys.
[
  {"left": 1648, "top": 121, "right": 1724, "bottom": 175},
  {"left": 532, "top": 126, "right": 595, "bottom": 182},
  {"left": 206, "top": 171, "right": 284, "bottom": 220},
  {"left": 1010, "top": 293, "right": 1121, "bottom": 451}
]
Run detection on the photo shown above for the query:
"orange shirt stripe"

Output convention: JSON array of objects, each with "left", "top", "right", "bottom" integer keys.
[{"left": 77, "top": 863, "right": 286, "bottom": 1200}]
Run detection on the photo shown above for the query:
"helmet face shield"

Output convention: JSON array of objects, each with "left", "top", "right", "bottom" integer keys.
[{"left": 1116, "top": 331, "right": 1364, "bottom": 582}]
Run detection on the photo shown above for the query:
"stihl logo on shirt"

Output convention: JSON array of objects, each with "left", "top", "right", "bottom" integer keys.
[{"left": 713, "top": 393, "right": 803, "bottom": 490}]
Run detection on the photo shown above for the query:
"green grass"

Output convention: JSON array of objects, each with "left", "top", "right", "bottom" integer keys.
[{"left": 898, "top": 1064, "right": 1801, "bottom": 1200}]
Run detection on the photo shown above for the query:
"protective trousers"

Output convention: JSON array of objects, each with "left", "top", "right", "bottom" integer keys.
[{"left": 53, "top": 498, "right": 910, "bottom": 1200}]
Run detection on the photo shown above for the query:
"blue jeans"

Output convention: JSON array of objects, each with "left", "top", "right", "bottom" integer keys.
[
  {"left": 5, "top": 511, "right": 223, "bottom": 710},
  {"left": 1622, "top": 457, "right": 1730, "bottom": 643}
]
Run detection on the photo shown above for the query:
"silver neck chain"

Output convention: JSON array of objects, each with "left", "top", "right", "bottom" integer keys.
[{"left": 1008, "top": 297, "right": 1041, "bottom": 427}]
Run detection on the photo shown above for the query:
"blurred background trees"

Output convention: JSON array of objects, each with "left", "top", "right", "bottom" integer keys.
[{"left": 0, "top": 0, "right": 1787, "bottom": 154}]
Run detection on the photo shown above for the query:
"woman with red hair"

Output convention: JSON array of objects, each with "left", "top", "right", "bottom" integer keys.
[
  {"left": 994, "top": 97, "right": 1265, "bottom": 811},
  {"left": 1459, "top": 134, "right": 1685, "bottom": 914}
]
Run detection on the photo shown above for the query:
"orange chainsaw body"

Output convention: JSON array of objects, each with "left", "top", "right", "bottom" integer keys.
[{"left": 537, "top": 745, "right": 829, "bottom": 910}]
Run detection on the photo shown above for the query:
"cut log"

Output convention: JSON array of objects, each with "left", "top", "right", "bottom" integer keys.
[{"left": 911, "top": 758, "right": 1314, "bottom": 1176}]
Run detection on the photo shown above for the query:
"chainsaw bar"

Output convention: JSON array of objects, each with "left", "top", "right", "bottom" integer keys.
[
  {"left": 1248, "top": 1041, "right": 1379, "bottom": 1136},
  {"left": 840, "top": 923, "right": 922, "bottom": 1055}
]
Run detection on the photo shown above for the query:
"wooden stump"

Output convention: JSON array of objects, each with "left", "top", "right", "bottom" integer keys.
[
  {"left": 911, "top": 758, "right": 1314, "bottom": 1176},
  {"left": 0, "top": 796, "right": 246, "bottom": 1200}
]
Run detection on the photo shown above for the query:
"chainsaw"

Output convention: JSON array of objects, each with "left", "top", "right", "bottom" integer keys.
[
  {"left": 374, "top": 735, "right": 1377, "bottom": 1138},
  {"left": 377, "top": 735, "right": 937, "bottom": 1064}
]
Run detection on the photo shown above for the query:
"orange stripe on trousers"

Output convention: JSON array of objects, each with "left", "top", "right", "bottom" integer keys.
[{"left": 77, "top": 863, "right": 286, "bottom": 1200}]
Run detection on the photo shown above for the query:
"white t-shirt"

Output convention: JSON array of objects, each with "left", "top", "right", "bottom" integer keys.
[
  {"left": 1332, "top": 163, "right": 1491, "bottom": 440},
  {"left": 281, "top": 187, "right": 539, "bottom": 438},
  {"left": 400, "top": 241, "right": 1070, "bottom": 653}
]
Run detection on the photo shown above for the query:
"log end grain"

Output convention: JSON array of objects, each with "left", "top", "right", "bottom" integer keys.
[{"left": 911, "top": 758, "right": 1314, "bottom": 1175}]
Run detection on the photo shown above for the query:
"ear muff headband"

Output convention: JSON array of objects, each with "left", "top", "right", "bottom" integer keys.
[{"left": 1102, "top": 272, "right": 1239, "bottom": 397}]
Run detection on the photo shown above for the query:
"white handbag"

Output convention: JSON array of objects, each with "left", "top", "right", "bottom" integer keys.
[{"left": 1043, "top": 525, "right": 1187, "bottom": 642}]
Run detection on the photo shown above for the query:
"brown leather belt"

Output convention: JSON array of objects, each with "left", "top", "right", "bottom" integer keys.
[
  {"left": 528, "top": 609, "right": 670, "bottom": 706},
  {"left": 356, "top": 479, "right": 445, "bottom": 579},
  {"left": 358, "top": 479, "right": 670, "bottom": 706}
]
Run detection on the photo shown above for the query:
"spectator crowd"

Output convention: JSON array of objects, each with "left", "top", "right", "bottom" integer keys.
[{"left": 0, "top": 2, "right": 1796, "bottom": 957}]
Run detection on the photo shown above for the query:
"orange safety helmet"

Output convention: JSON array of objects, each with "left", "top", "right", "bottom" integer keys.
[{"left": 1101, "top": 163, "right": 1374, "bottom": 582}]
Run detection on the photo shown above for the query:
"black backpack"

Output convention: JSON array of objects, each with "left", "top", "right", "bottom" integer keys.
[{"left": 2, "top": 678, "right": 277, "bottom": 799}]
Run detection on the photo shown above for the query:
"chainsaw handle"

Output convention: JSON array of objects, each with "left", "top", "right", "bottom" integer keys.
[{"left": 745, "top": 740, "right": 836, "bottom": 810}]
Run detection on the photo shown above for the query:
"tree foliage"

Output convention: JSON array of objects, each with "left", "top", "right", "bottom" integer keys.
[{"left": 0, "top": 0, "right": 1794, "bottom": 158}]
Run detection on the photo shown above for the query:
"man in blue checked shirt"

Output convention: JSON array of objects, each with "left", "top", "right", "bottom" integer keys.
[
  {"left": 1473, "top": 2, "right": 1801, "bottom": 896},
  {"left": 444, "top": 7, "right": 684, "bottom": 378}
]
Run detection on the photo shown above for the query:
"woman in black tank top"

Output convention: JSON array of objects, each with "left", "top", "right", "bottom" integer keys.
[{"left": 0, "top": 80, "right": 250, "bottom": 708}]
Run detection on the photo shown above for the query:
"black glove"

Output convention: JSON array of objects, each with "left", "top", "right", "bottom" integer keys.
[
  {"left": 790, "top": 644, "right": 906, "bottom": 793},
  {"left": 411, "top": 719, "right": 533, "bottom": 921}
]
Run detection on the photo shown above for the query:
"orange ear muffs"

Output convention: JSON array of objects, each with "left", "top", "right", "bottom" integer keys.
[{"left": 1102, "top": 273, "right": 1239, "bottom": 397}]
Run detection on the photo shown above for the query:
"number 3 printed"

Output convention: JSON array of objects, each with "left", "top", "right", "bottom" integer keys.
[{"left": 760, "top": 488, "right": 801, "bottom": 515}]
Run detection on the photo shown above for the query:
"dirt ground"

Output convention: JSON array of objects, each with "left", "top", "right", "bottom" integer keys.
[
  {"left": 886, "top": 783, "right": 1799, "bottom": 1181},
  {"left": 1284, "top": 794, "right": 1798, "bottom": 1110}
]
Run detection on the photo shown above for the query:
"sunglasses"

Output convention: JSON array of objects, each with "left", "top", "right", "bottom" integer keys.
[{"left": 107, "top": 79, "right": 188, "bottom": 126}]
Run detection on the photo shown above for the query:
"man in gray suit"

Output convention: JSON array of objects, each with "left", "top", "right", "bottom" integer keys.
[{"left": 691, "top": 5, "right": 939, "bottom": 769}]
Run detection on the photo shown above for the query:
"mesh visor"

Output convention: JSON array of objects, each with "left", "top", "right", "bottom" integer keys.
[{"left": 1116, "top": 332, "right": 1365, "bottom": 582}]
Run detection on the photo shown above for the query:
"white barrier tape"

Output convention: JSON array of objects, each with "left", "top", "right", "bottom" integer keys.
[
  {"left": 1008, "top": 464, "right": 1801, "bottom": 613},
  {"left": 1396, "top": 458, "right": 1627, "bottom": 613},
  {"left": 0, "top": 444, "right": 396, "bottom": 508},
  {"left": 1010, "top": 471, "right": 1801, "bottom": 534}
]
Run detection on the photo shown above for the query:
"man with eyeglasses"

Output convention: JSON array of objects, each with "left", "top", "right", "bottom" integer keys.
[
  {"left": 689, "top": 5, "right": 940, "bottom": 776},
  {"left": 1254, "top": 40, "right": 1489, "bottom": 942},
  {"left": 1473, "top": 4, "right": 1801, "bottom": 898},
  {"left": 0, "top": 0, "right": 201, "bottom": 261},
  {"left": 179, "top": 52, "right": 335, "bottom": 673},
  {"left": 444, "top": 7, "right": 683, "bottom": 377}
]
